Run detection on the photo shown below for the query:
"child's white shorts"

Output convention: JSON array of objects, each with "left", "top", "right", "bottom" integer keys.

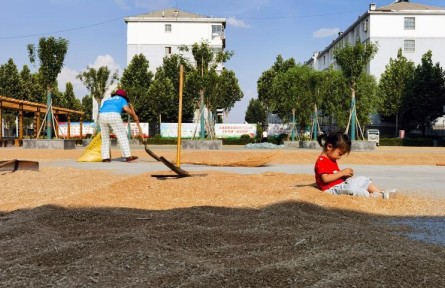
[{"left": 326, "top": 176, "right": 372, "bottom": 197}]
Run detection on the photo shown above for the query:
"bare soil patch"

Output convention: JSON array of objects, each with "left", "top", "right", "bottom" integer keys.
[{"left": 1, "top": 146, "right": 444, "bottom": 287}]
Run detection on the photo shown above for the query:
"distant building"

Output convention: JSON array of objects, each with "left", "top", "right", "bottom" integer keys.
[
  {"left": 305, "top": 0, "right": 445, "bottom": 80},
  {"left": 124, "top": 8, "right": 226, "bottom": 73},
  {"left": 305, "top": 0, "right": 445, "bottom": 136}
]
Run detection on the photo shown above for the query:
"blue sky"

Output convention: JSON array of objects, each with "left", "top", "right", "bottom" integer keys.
[{"left": 1, "top": 0, "right": 444, "bottom": 122}]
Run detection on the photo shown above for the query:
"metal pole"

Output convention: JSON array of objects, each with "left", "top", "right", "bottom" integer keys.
[
  {"left": 46, "top": 90, "right": 52, "bottom": 139},
  {"left": 176, "top": 65, "right": 184, "bottom": 167},
  {"left": 350, "top": 94, "right": 356, "bottom": 141},
  {"left": 291, "top": 109, "right": 296, "bottom": 141},
  {"left": 200, "top": 90, "right": 205, "bottom": 139},
  {"left": 313, "top": 104, "right": 318, "bottom": 141}
]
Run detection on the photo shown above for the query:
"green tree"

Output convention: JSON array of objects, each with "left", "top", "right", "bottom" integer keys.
[
  {"left": 402, "top": 50, "right": 445, "bottom": 135},
  {"left": 27, "top": 36, "right": 69, "bottom": 138},
  {"left": 209, "top": 69, "right": 243, "bottom": 115},
  {"left": 20, "top": 65, "right": 36, "bottom": 102},
  {"left": 355, "top": 73, "right": 380, "bottom": 128},
  {"left": 63, "top": 82, "right": 82, "bottom": 121},
  {"left": 317, "top": 69, "right": 349, "bottom": 129},
  {"left": 146, "top": 69, "right": 177, "bottom": 123},
  {"left": 157, "top": 54, "right": 195, "bottom": 122},
  {"left": 378, "top": 48, "right": 415, "bottom": 134},
  {"left": 0, "top": 58, "right": 23, "bottom": 99},
  {"left": 245, "top": 98, "right": 267, "bottom": 125},
  {"left": 181, "top": 41, "right": 242, "bottom": 138},
  {"left": 120, "top": 54, "right": 154, "bottom": 122},
  {"left": 0, "top": 58, "right": 24, "bottom": 131},
  {"left": 272, "top": 64, "right": 314, "bottom": 139},
  {"left": 81, "top": 94, "right": 93, "bottom": 121},
  {"left": 27, "top": 37, "right": 69, "bottom": 90},
  {"left": 257, "top": 55, "right": 296, "bottom": 113},
  {"left": 77, "top": 66, "right": 118, "bottom": 123},
  {"left": 334, "top": 40, "right": 378, "bottom": 140}
]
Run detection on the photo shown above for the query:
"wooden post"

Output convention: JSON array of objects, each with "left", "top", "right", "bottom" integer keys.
[
  {"left": 67, "top": 114, "right": 71, "bottom": 139},
  {"left": 18, "top": 105, "right": 23, "bottom": 142},
  {"left": 176, "top": 65, "right": 184, "bottom": 167},
  {"left": 79, "top": 117, "right": 83, "bottom": 139},
  {"left": 0, "top": 100, "right": 2, "bottom": 140},
  {"left": 35, "top": 110, "right": 41, "bottom": 139}
]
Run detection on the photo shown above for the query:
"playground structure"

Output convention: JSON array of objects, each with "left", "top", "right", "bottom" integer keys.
[{"left": 0, "top": 95, "right": 84, "bottom": 146}]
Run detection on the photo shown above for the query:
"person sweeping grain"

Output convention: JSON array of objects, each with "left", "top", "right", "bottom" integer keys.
[
  {"left": 99, "top": 89, "right": 139, "bottom": 163},
  {"left": 314, "top": 131, "right": 396, "bottom": 199}
]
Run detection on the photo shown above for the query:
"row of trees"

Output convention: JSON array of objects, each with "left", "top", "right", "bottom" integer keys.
[
  {"left": 1, "top": 37, "right": 244, "bottom": 139},
  {"left": 248, "top": 40, "right": 445, "bottom": 138},
  {"left": 379, "top": 49, "right": 445, "bottom": 135}
]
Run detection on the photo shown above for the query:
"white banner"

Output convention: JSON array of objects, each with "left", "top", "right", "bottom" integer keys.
[
  {"left": 160, "top": 123, "right": 256, "bottom": 138},
  {"left": 160, "top": 123, "right": 200, "bottom": 138},
  {"left": 214, "top": 123, "right": 256, "bottom": 138},
  {"left": 267, "top": 123, "right": 292, "bottom": 136},
  {"left": 57, "top": 122, "right": 149, "bottom": 138},
  {"left": 58, "top": 122, "right": 96, "bottom": 137}
]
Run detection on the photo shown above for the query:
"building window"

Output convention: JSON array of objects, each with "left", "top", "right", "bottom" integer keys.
[
  {"left": 212, "top": 25, "right": 223, "bottom": 39},
  {"left": 404, "top": 40, "right": 415, "bottom": 52},
  {"left": 404, "top": 17, "right": 415, "bottom": 30},
  {"left": 165, "top": 47, "right": 172, "bottom": 54},
  {"left": 165, "top": 24, "right": 172, "bottom": 32},
  {"left": 363, "top": 19, "right": 368, "bottom": 32}
]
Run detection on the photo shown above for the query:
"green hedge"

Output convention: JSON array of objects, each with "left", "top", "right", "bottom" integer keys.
[
  {"left": 380, "top": 137, "right": 445, "bottom": 147},
  {"left": 379, "top": 138, "right": 403, "bottom": 146}
]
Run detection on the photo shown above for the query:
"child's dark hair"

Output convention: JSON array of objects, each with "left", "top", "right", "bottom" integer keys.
[{"left": 317, "top": 131, "right": 352, "bottom": 154}]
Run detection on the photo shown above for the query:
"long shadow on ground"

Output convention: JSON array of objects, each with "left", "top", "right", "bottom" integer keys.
[{"left": 0, "top": 202, "right": 444, "bottom": 287}]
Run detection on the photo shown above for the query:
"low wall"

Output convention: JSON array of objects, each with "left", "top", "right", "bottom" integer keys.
[
  {"left": 82, "top": 138, "right": 117, "bottom": 147},
  {"left": 351, "top": 141, "right": 376, "bottom": 151},
  {"left": 23, "top": 139, "right": 77, "bottom": 150},
  {"left": 283, "top": 141, "right": 319, "bottom": 149},
  {"left": 284, "top": 140, "right": 376, "bottom": 151},
  {"left": 182, "top": 140, "right": 223, "bottom": 150}
]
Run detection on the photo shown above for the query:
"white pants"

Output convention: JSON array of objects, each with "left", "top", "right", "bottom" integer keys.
[
  {"left": 99, "top": 112, "right": 131, "bottom": 159},
  {"left": 326, "top": 176, "right": 372, "bottom": 197}
]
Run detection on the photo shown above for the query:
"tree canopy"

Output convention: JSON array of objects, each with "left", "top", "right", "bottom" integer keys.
[
  {"left": 378, "top": 48, "right": 415, "bottom": 133},
  {"left": 402, "top": 50, "right": 445, "bottom": 135},
  {"left": 27, "top": 37, "right": 69, "bottom": 90}
]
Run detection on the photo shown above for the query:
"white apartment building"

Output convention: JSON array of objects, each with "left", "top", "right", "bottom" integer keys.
[
  {"left": 306, "top": 0, "right": 445, "bottom": 80},
  {"left": 124, "top": 8, "right": 226, "bottom": 73}
]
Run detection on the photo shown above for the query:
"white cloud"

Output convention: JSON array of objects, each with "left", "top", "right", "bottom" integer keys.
[
  {"left": 58, "top": 67, "right": 87, "bottom": 99},
  {"left": 57, "top": 55, "right": 121, "bottom": 100},
  {"left": 227, "top": 16, "right": 250, "bottom": 28},
  {"left": 90, "top": 55, "right": 121, "bottom": 73},
  {"left": 313, "top": 27, "right": 340, "bottom": 38}
]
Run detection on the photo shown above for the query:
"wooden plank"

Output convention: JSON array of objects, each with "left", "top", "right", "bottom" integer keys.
[
  {"left": 0, "top": 160, "right": 39, "bottom": 172},
  {"left": 144, "top": 145, "right": 161, "bottom": 161},
  {"left": 159, "top": 156, "right": 191, "bottom": 177}
]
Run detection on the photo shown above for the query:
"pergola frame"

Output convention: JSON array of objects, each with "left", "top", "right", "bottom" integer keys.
[{"left": 0, "top": 95, "right": 84, "bottom": 142}]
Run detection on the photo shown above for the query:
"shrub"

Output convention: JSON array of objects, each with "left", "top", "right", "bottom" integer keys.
[{"left": 380, "top": 138, "right": 403, "bottom": 146}]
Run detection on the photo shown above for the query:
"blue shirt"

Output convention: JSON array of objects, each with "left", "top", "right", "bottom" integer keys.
[{"left": 99, "top": 96, "right": 128, "bottom": 113}]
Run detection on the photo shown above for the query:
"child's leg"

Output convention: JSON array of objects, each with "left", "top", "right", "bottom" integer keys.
[
  {"left": 343, "top": 176, "right": 371, "bottom": 197},
  {"left": 368, "top": 183, "right": 382, "bottom": 193},
  {"left": 368, "top": 183, "right": 384, "bottom": 198}
]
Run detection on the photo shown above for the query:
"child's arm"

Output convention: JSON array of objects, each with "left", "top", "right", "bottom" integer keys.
[{"left": 320, "top": 168, "right": 353, "bottom": 184}]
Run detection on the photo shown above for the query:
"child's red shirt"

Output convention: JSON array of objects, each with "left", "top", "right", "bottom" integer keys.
[{"left": 314, "top": 155, "right": 344, "bottom": 191}]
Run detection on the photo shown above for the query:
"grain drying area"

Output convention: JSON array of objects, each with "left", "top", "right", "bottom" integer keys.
[{"left": 0, "top": 146, "right": 444, "bottom": 287}]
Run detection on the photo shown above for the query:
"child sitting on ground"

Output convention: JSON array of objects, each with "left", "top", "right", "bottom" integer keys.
[{"left": 314, "top": 131, "right": 396, "bottom": 199}]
